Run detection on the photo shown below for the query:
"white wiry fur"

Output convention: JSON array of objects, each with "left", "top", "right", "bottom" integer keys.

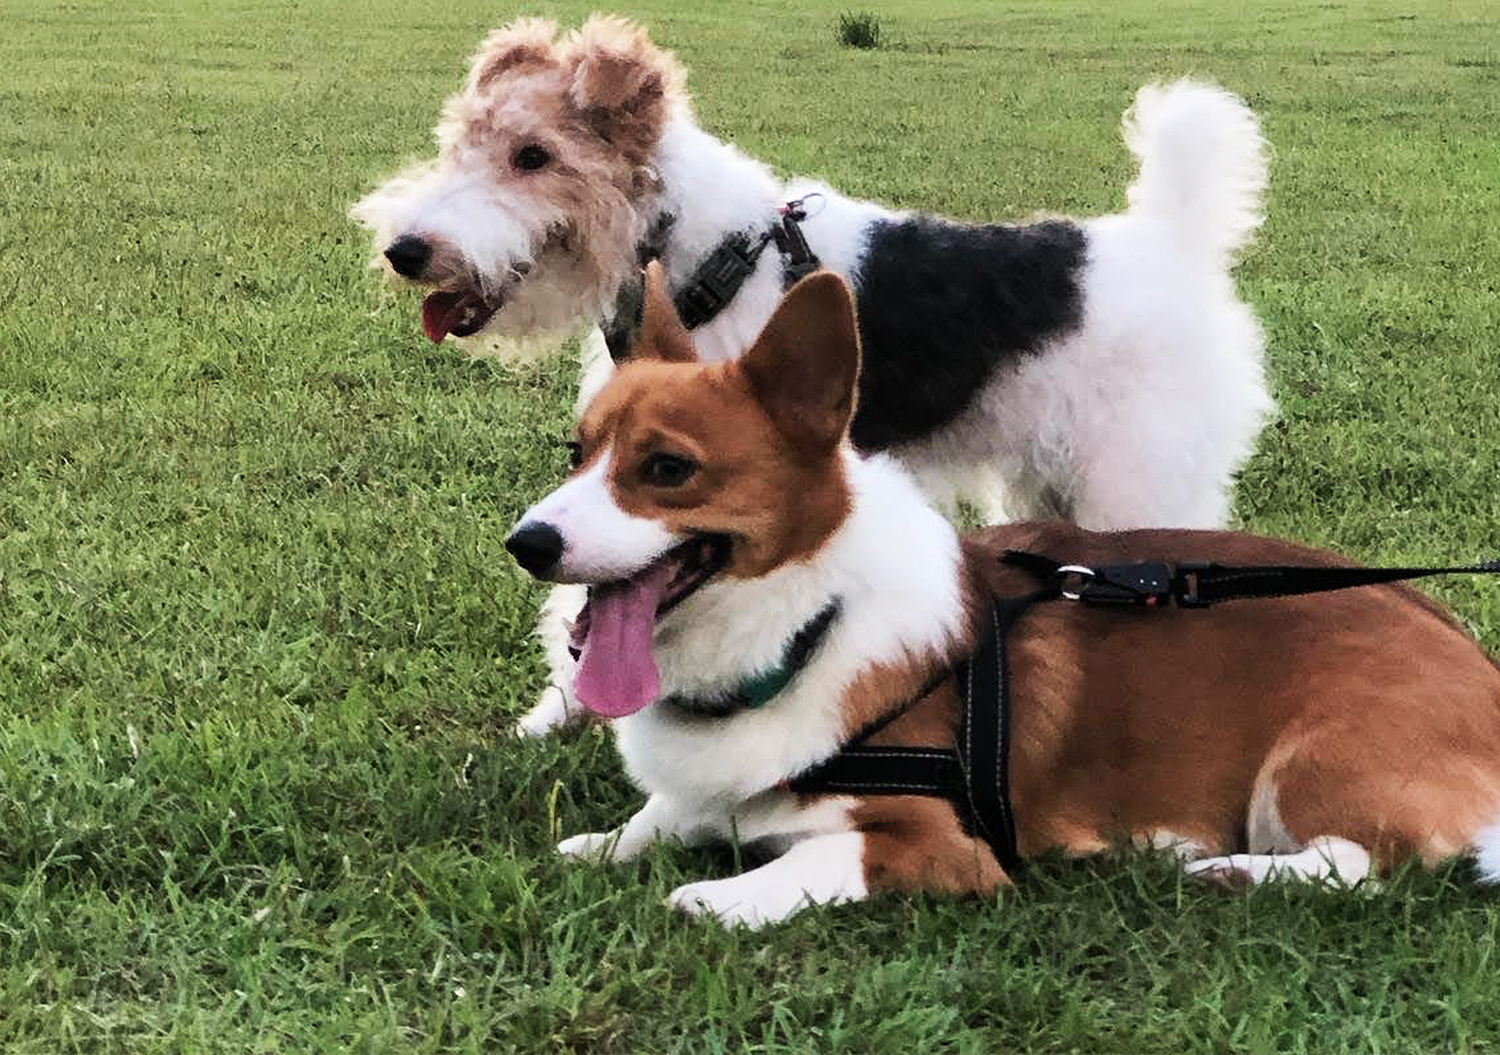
[
  {"left": 1123, "top": 81, "right": 1268, "bottom": 265},
  {"left": 552, "top": 451, "right": 965, "bottom": 926}
]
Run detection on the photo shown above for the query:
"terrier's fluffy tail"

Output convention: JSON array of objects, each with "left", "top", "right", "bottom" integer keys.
[{"left": 1123, "top": 80, "right": 1268, "bottom": 263}]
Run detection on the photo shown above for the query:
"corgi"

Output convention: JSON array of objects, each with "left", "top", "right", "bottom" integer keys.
[{"left": 505, "top": 263, "right": 1500, "bottom": 928}]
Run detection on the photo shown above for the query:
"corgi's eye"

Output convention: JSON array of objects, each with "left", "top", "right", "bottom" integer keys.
[
  {"left": 512, "top": 144, "right": 552, "bottom": 171},
  {"left": 563, "top": 440, "right": 583, "bottom": 470},
  {"left": 641, "top": 452, "right": 697, "bottom": 488}
]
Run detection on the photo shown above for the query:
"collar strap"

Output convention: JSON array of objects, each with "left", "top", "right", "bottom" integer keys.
[
  {"left": 605, "top": 200, "right": 823, "bottom": 360},
  {"left": 673, "top": 229, "right": 774, "bottom": 330},
  {"left": 662, "top": 600, "right": 841, "bottom": 719},
  {"left": 675, "top": 198, "right": 823, "bottom": 330}
]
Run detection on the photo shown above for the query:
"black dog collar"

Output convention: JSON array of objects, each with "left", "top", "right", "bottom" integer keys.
[{"left": 603, "top": 200, "right": 823, "bottom": 360}]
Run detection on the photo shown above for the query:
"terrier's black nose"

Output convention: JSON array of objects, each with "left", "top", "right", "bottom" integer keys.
[
  {"left": 506, "top": 522, "right": 565, "bottom": 577},
  {"left": 384, "top": 234, "right": 432, "bottom": 278}
]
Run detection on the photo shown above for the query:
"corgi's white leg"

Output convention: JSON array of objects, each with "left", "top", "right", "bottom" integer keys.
[
  {"left": 1186, "top": 836, "right": 1373, "bottom": 887},
  {"left": 515, "top": 583, "right": 587, "bottom": 738},
  {"left": 667, "top": 831, "right": 869, "bottom": 929},
  {"left": 559, "top": 793, "right": 714, "bottom": 863}
]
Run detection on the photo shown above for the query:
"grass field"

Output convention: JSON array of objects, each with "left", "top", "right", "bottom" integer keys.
[{"left": 4, "top": 0, "right": 1500, "bottom": 1049}]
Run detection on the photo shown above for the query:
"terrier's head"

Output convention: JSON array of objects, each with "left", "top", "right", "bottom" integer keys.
[
  {"left": 506, "top": 263, "right": 862, "bottom": 716},
  {"left": 351, "top": 16, "right": 688, "bottom": 345}
]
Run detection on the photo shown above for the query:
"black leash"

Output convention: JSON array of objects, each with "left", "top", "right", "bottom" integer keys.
[
  {"left": 788, "top": 550, "right": 1500, "bottom": 876},
  {"left": 604, "top": 199, "right": 823, "bottom": 359},
  {"left": 999, "top": 550, "right": 1500, "bottom": 608}
]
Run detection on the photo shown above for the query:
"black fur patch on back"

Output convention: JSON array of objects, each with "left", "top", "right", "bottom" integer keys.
[{"left": 849, "top": 216, "right": 1088, "bottom": 452}]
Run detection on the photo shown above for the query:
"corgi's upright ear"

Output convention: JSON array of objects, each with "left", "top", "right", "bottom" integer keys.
[
  {"left": 629, "top": 260, "right": 697, "bottom": 364},
  {"left": 739, "top": 271, "right": 861, "bottom": 458}
]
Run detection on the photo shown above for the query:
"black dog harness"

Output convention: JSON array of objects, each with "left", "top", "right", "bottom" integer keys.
[
  {"left": 603, "top": 198, "right": 823, "bottom": 360},
  {"left": 788, "top": 550, "right": 1500, "bottom": 875}
]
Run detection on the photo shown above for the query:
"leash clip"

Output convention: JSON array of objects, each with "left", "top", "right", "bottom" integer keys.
[
  {"left": 1055, "top": 565, "right": 1095, "bottom": 601},
  {"left": 774, "top": 197, "right": 822, "bottom": 284}
]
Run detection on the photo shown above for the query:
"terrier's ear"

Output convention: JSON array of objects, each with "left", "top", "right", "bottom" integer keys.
[
  {"left": 566, "top": 16, "right": 683, "bottom": 164},
  {"left": 739, "top": 272, "right": 861, "bottom": 458},
  {"left": 468, "top": 18, "right": 559, "bottom": 91},
  {"left": 630, "top": 261, "right": 697, "bottom": 363}
]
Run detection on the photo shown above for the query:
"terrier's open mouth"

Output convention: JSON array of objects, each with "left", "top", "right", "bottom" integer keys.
[
  {"left": 568, "top": 534, "right": 732, "bottom": 719},
  {"left": 419, "top": 262, "right": 532, "bottom": 343},
  {"left": 421, "top": 288, "right": 501, "bottom": 342}
]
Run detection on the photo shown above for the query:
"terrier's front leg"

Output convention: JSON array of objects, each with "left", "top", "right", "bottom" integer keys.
[
  {"left": 515, "top": 583, "right": 588, "bottom": 738},
  {"left": 559, "top": 793, "right": 716, "bottom": 863},
  {"left": 667, "top": 831, "right": 870, "bottom": 929}
]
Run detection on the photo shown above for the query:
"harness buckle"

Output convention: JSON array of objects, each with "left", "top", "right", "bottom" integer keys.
[
  {"left": 1067, "top": 561, "right": 1176, "bottom": 607},
  {"left": 674, "top": 235, "right": 758, "bottom": 329}
]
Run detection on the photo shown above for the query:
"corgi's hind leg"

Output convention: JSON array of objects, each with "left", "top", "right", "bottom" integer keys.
[{"left": 1188, "top": 718, "right": 1500, "bottom": 887}]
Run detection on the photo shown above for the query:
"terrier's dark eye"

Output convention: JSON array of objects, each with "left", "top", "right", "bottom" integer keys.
[
  {"left": 512, "top": 144, "right": 552, "bottom": 171},
  {"left": 641, "top": 453, "right": 697, "bottom": 488},
  {"left": 563, "top": 440, "right": 583, "bottom": 470}
]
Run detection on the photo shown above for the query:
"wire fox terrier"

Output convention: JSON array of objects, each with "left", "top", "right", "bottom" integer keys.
[{"left": 352, "top": 16, "right": 1274, "bottom": 735}]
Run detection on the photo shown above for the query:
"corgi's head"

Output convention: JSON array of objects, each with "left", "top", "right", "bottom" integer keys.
[{"left": 506, "top": 262, "right": 862, "bottom": 717}]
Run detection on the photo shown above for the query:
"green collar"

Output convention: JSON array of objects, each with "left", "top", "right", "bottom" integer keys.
[{"left": 662, "top": 600, "right": 841, "bottom": 718}]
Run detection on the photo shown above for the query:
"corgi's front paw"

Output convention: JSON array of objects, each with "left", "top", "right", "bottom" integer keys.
[{"left": 667, "top": 877, "right": 784, "bottom": 930}]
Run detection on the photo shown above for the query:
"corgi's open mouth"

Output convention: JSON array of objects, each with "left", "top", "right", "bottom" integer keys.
[{"left": 569, "top": 534, "right": 732, "bottom": 719}]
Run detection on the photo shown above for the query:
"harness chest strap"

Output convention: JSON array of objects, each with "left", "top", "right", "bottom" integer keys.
[
  {"left": 786, "top": 550, "right": 1500, "bottom": 878},
  {"left": 785, "top": 589, "right": 1041, "bottom": 876}
]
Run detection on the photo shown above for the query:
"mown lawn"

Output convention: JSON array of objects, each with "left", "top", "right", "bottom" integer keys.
[{"left": 3, "top": 0, "right": 1499, "bottom": 1050}]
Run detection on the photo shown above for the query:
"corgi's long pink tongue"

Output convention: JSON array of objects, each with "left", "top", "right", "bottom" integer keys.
[{"left": 573, "top": 562, "right": 676, "bottom": 718}]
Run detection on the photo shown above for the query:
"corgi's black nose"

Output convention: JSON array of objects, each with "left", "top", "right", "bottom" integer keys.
[
  {"left": 506, "top": 522, "right": 564, "bottom": 577},
  {"left": 384, "top": 234, "right": 432, "bottom": 278}
]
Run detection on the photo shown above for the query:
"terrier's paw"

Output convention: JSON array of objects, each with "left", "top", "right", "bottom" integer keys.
[
  {"left": 515, "top": 685, "right": 580, "bottom": 738},
  {"left": 558, "top": 831, "right": 618, "bottom": 860}
]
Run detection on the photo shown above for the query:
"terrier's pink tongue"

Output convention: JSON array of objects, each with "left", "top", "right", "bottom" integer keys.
[
  {"left": 421, "top": 291, "right": 463, "bottom": 343},
  {"left": 574, "top": 563, "right": 675, "bottom": 718}
]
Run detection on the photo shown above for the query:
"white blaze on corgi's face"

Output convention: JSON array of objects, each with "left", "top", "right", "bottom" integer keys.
[
  {"left": 505, "top": 261, "right": 863, "bottom": 722},
  {"left": 513, "top": 449, "right": 682, "bottom": 584}
]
